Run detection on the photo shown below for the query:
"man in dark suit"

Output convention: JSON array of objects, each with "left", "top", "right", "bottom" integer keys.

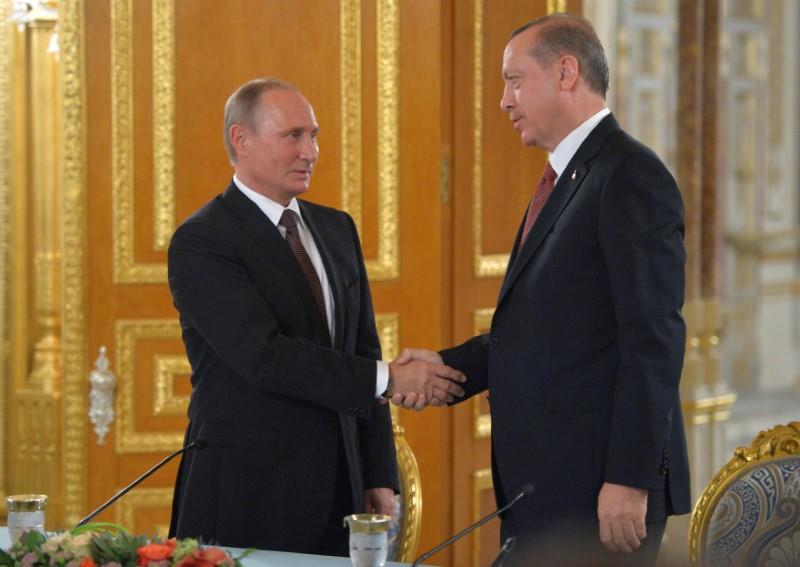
[
  {"left": 395, "top": 14, "right": 690, "bottom": 566},
  {"left": 167, "top": 78, "right": 465, "bottom": 555}
]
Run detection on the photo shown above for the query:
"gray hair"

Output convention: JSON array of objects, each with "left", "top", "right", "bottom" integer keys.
[
  {"left": 510, "top": 14, "right": 609, "bottom": 98},
  {"left": 223, "top": 77, "right": 299, "bottom": 164}
]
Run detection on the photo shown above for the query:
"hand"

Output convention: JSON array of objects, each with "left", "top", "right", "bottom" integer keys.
[
  {"left": 387, "top": 351, "right": 465, "bottom": 411},
  {"left": 364, "top": 487, "right": 396, "bottom": 516},
  {"left": 597, "top": 482, "right": 648, "bottom": 553}
]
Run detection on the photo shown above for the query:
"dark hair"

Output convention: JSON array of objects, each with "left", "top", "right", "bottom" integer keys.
[
  {"left": 510, "top": 14, "right": 609, "bottom": 98},
  {"left": 223, "top": 78, "right": 299, "bottom": 164}
]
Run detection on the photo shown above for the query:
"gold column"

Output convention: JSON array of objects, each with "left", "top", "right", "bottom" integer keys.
[{"left": 9, "top": 0, "right": 63, "bottom": 527}]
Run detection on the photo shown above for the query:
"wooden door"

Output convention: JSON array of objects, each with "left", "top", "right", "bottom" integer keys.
[{"left": 60, "top": 0, "right": 453, "bottom": 547}]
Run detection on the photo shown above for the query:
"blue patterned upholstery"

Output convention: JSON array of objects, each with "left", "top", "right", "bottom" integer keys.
[{"left": 690, "top": 422, "right": 800, "bottom": 567}]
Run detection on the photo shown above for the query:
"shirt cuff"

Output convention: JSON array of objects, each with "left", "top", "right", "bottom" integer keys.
[{"left": 375, "top": 360, "right": 390, "bottom": 398}]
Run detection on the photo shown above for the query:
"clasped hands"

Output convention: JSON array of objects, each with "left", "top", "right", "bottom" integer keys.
[{"left": 384, "top": 348, "right": 465, "bottom": 411}]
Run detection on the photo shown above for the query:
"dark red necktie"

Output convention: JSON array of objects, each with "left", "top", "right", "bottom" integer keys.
[
  {"left": 279, "top": 209, "right": 329, "bottom": 332},
  {"left": 518, "top": 161, "right": 557, "bottom": 252}
]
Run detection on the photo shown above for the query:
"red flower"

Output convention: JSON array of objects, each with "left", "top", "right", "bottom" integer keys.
[
  {"left": 137, "top": 542, "right": 175, "bottom": 566},
  {"left": 175, "top": 547, "right": 234, "bottom": 567},
  {"left": 80, "top": 558, "right": 98, "bottom": 567}
]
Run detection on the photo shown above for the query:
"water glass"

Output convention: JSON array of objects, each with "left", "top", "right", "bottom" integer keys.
[{"left": 6, "top": 494, "right": 48, "bottom": 543}]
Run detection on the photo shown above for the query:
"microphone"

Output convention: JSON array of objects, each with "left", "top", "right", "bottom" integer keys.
[
  {"left": 411, "top": 484, "right": 533, "bottom": 567},
  {"left": 74, "top": 438, "right": 209, "bottom": 528},
  {"left": 489, "top": 536, "right": 517, "bottom": 567}
]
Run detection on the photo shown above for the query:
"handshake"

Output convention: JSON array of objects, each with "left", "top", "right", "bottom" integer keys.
[{"left": 383, "top": 349, "right": 466, "bottom": 411}]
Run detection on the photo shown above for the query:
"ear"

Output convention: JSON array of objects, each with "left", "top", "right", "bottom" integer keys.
[
  {"left": 558, "top": 55, "right": 579, "bottom": 90},
  {"left": 229, "top": 124, "right": 248, "bottom": 157}
]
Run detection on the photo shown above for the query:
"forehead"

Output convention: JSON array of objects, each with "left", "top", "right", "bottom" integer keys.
[
  {"left": 258, "top": 89, "right": 318, "bottom": 128},
  {"left": 503, "top": 27, "right": 540, "bottom": 74}
]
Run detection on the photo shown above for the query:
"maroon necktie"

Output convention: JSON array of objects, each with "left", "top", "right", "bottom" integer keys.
[
  {"left": 518, "top": 161, "right": 557, "bottom": 252},
  {"left": 279, "top": 209, "right": 329, "bottom": 332}
]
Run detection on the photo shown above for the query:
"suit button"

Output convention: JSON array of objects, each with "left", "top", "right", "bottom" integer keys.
[{"left": 490, "top": 338, "right": 499, "bottom": 347}]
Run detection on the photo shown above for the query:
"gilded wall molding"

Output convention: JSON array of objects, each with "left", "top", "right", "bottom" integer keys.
[
  {"left": 153, "top": 355, "right": 190, "bottom": 417},
  {"left": 376, "top": 312, "right": 399, "bottom": 361},
  {"left": 111, "top": 0, "right": 169, "bottom": 283},
  {"left": 340, "top": 0, "right": 362, "bottom": 231},
  {"left": 116, "top": 486, "right": 173, "bottom": 536},
  {"left": 472, "top": 467, "right": 493, "bottom": 567},
  {"left": 116, "top": 319, "right": 184, "bottom": 453},
  {"left": 61, "top": 0, "right": 89, "bottom": 528},
  {"left": 472, "top": 0, "right": 509, "bottom": 278},
  {"left": 472, "top": 308, "right": 492, "bottom": 439},
  {"left": 152, "top": 0, "right": 176, "bottom": 252},
  {"left": 0, "top": 0, "right": 12, "bottom": 503},
  {"left": 341, "top": 0, "right": 399, "bottom": 281}
]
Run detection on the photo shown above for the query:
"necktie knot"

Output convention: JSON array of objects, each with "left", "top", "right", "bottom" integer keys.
[{"left": 280, "top": 209, "right": 298, "bottom": 230}]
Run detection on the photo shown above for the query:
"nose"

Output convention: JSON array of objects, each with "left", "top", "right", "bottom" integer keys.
[
  {"left": 500, "top": 85, "right": 514, "bottom": 112},
  {"left": 300, "top": 136, "right": 319, "bottom": 162}
]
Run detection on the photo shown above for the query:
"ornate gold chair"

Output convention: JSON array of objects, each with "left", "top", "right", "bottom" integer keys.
[
  {"left": 387, "top": 420, "right": 423, "bottom": 563},
  {"left": 688, "top": 421, "right": 800, "bottom": 566}
]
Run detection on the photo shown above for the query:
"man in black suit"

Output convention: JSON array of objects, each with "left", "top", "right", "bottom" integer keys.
[
  {"left": 167, "top": 78, "right": 465, "bottom": 555},
  {"left": 395, "top": 14, "right": 690, "bottom": 566}
]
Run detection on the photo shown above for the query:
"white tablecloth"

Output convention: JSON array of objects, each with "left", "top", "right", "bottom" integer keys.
[{"left": 1, "top": 528, "right": 430, "bottom": 566}]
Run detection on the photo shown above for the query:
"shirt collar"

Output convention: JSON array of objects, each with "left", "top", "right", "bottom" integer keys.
[
  {"left": 233, "top": 175, "right": 304, "bottom": 228},
  {"left": 548, "top": 107, "right": 611, "bottom": 179}
]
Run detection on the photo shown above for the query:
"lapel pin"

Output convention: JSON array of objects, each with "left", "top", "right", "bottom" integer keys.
[{"left": 571, "top": 170, "right": 577, "bottom": 180}]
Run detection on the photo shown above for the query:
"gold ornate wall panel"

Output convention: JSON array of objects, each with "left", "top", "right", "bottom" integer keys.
[
  {"left": 60, "top": 0, "right": 89, "bottom": 529},
  {"left": 116, "top": 486, "right": 173, "bottom": 537},
  {"left": 111, "top": 0, "right": 399, "bottom": 284},
  {"left": 115, "top": 319, "right": 185, "bottom": 453},
  {"left": 0, "top": 0, "right": 12, "bottom": 510},
  {"left": 471, "top": 0, "right": 507, "bottom": 278},
  {"left": 472, "top": 308, "right": 492, "bottom": 439},
  {"left": 471, "top": 468, "right": 494, "bottom": 567}
]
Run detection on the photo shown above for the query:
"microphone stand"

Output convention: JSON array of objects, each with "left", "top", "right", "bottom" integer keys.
[
  {"left": 489, "top": 536, "right": 517, "bottom": 567},
  {"left": 74, "top": 439, "right": 208, "bottom": 529},
  {"left": 411, "top": 484, "right": 533, "bottom": 567}
]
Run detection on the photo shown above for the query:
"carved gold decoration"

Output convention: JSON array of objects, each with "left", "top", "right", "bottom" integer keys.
[
  {"left": 472, "top": 0, "right": 509, "bottom": 278},
  {"left": 15, "top": 392, "right": 60, "bottom": 511},
  {"left": 340, "top": 0, "right": 362, "bottom": 231},
  {"left": 688, "top": 421, "right": 800, "bottom": 564},
  {"left": 473, "top": 308, "right": 493, "bottom": 439},
  {"left": 376, "top": 312, "right": 399, "bottom": 362},
  {"left": 116, "top": 487, "right": 173, "bottom": 537},
  {"left": 0, "top": 0, "right": 9, "bottom": 504},
  {"left": 111, "top": 0, "right": 167, "bottom": 283},
  {"left": 153, "top": 355, "right": 190, "bottom": 417},
  {"left": 60, "top": 0, "right": 89, "bottom": 529},
  {"left": 339, "top": 0, "right": 399, "bottom": 281},
  {"left": 472, "top": 468, "right": 493, "bottom": 567},
  {"left": 546, "top": 0, "right": 567, "bottom": 13},
  {"left": 152, "top": 0, "right": 176, "bottom": 251},
  {"left": 116, "top": 320, "right": 184, "bottom": 453},
  {"left": 370, "top": 0, "right": 399, "bottom": 281},
  {"left": 392, "top": 421, "right": 422, "bottom": 562}
]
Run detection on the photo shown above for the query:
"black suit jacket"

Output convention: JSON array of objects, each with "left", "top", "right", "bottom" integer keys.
[
  {"left": 167, "top": 182, "right": 397, "bottom": 552},
  {"left": 441, "top": 114, "right": 691, "bottom": 531}
]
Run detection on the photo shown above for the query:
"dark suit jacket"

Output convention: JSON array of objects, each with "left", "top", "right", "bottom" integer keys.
[
  {"left": 167, "top": 182, "right": 398, "bottom": 552},
  {"left": 441, "top": 114, "right": 691, "bottom": 533}
]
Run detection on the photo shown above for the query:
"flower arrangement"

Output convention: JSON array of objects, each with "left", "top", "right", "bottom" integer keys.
[{"left": 0, "top": 523, "right": 251, "bottom": 567}]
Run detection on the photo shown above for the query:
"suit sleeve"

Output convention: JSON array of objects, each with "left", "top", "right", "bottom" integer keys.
[
  {"left": 440, "top": 333, "right": 492, "bottom": 403},
  {"left": 598, "top": 152, "right": 687, "bottom": 491},
  {"left": 168, "top": 216, "right": 378, "bottom": 417}
]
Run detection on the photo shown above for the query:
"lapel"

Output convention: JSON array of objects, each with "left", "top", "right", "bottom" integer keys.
[
  {"left": 221, "top": 183, "right": 334, "bottom": 346},
  {"left": 497, "top": 114, "right": 621, "bottom": 306}
]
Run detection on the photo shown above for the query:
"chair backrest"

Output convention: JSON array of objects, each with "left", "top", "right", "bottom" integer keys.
[
  {"left": 387, "top": 421, "right": 422, "bottom": 563},
  {"left": 688, "top": 421, "right": 800, "bottom": 566}
]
